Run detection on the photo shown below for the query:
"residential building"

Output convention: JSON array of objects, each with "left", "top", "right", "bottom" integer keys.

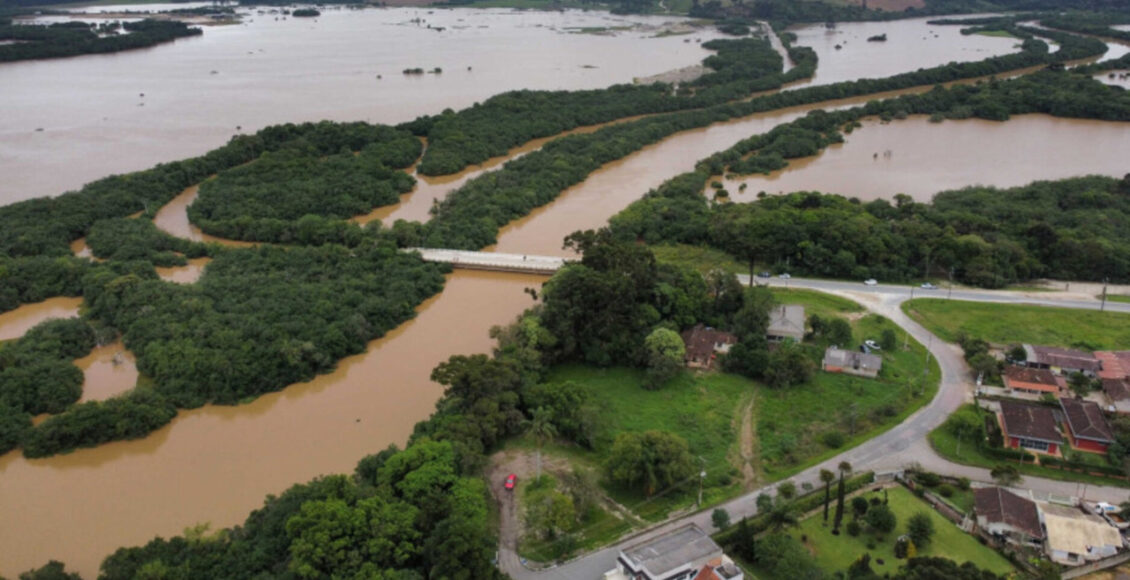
[
  {"left": 998, "top": 399, "right": 1063, "bottom": 455},
  {"left": 822, "top": 347, "right": 882, "bottom": 379},
  {"left": 1103, "top": 377, "right": 1130, "bottom": 414},
  {"left": 1002, "top": 366, "right": 1066, "bottom": 396},
  {"left": 1059, "top": 398, "right": 1114, "bottom": 453},
  {"left": 1024, "top": 345, "right": 1102, "bottom": 377},
  {"left": 766, "top": 305, "right": 805, "bottom": 343},
  {"left": 1096, "top": 350, "right": 1130, "bottom": 380},
  {"left": 1040, "top": 503, "right": 1123, "bottom": 566},
  {"left": 604, "top": 524, "right": 743, "bottom": 580},
  {"left": 681, "top": 325, "right": 737, "bottom": 371},
  {"left": 973, "top": 487, "right": 1044, "bottom": 547}
]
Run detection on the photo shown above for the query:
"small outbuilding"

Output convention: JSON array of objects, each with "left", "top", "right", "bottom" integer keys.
[
  {"left": 822, "top": 347, "right": 882, "bottom": 379},
  {"left": 605, "top": 524, "right": 743, "bottom": 580}
]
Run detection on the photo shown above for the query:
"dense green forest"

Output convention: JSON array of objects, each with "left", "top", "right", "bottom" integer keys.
[
  {"left": 188, "top": 128, "right": 420, "bottom": 242},
  {"left": 0, "top": 19, "right": 201, "bottom": 63},
  {"left": 86, "top": 218, "right": 214, "bottom": 267}
]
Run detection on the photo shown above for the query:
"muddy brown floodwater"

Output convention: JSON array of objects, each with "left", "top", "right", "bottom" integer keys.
[
  {"left": 75, "top": 340, "right": 139, "bottom": 403},
  {"left": 0, "top": 297, "right": 83, "bottom": 342},
  {"left": 726, "top": 115, "right": 1130, "bottom": 202},
  {"left": 0, "top": 7, "right": 723, "bottom": 204},
  {"left": 0, "top": 270, "right": 545, "bottom": 578}
]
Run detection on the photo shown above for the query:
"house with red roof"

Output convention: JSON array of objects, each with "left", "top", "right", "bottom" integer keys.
[
  {"left": 1003, "top": 366, "right": 1066, "bottom": 396},
  {"left": 1060, "top": 398, "right": 1114, "bottom": 454},
  {"left": 998, "top": 399, "right": 1063, "bottom": 455}
]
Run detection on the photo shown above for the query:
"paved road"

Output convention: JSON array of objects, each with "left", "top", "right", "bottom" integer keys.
[{"left": 499, "top": 278, "right": 1130, "bottom": 580}]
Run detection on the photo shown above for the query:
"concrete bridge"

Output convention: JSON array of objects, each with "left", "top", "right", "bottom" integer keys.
[{"left": 407, "top": 248, "right": 573, "bottom": 275}]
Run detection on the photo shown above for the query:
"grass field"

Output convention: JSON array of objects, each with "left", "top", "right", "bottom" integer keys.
[
  {"left": 1108, "top": 295, "right": 1130, "bottom": 304},
  {"left": 929, "top": 405, "right": 1130, "bottom": 488},
  {"left": 902, "top": 299, "right": 1130, "bottom": 350},
  {"left": 652, "top": 244, "right": 746, "bottom": 276},
  {"left": 787, "top": 486, "right": 1013, "bottom": 576},
  {"left": 772, "top": 287, "right": 863, "bottom": 319}
]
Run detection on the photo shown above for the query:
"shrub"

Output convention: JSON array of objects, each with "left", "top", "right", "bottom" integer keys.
[
  {"left": 957, "top": 477, "right": 971, "bottom": 491},
  {"left": 937, "top": 484, "right": 955, "bottom": 498},
  {"left": 916, "top": 471, "right": 941, "bottom": 487},
  {"left": 822, "top": 431, "right": 846, "bottom": 449},
  {"left": 847, "top": 520, "right": 862, "bottom": 536}
]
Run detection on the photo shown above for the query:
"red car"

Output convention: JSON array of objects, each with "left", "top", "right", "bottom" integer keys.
[{"left": 504, "top": 474, "right": 517, "bottom": 491}]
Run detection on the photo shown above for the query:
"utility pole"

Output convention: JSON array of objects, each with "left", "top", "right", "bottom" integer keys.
[
  {"left": 697, "top": 457, "right": 707, "bottom": 508},
  {"left": 1101, "top": 277, "right": 1109, "bottom": 312}
]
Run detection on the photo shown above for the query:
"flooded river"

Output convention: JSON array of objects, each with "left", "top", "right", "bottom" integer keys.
[
  {"left": 0, "top": 270, "right": 545, "bottom": 577},
  {"left": 0, "top": 297, "right": 83, "bottom": 342},
  {"left": 726, "top": 115, "right": 1130, "bottom": 203},
  {"left": 1, "top": 7, "right": 1125, "bottom": 578},
  {"left": 0, "top": 7, "right": 723, "bottom": 204}
]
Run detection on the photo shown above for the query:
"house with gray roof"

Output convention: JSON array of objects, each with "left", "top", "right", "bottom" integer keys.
[
  {"left": 1024, "top": 345, "right": 1102, "bottom": 377},
  {"left": 822, "top": 346, "right": 882, "bottom": 379},
  {"left": 767, "top": 305, "right": 805, "bottom": 343},
  {"left": 604, "top": 524, "right": 742, "bottom": 580}
]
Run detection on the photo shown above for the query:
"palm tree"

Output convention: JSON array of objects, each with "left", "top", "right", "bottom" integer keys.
[
  {"left": 523, "top": 407, "right": 557, "bottom": 481},
  {"left": 838, "top": 461, "right": 853, "bottom": 476},
  {"left": 820, "top": 469, "right": 835, "bottom": 522}
]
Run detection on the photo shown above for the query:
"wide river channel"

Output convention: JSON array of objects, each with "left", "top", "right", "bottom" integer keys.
[{"left": 1, "top": 9, "right": 1127, "bottom": 577}]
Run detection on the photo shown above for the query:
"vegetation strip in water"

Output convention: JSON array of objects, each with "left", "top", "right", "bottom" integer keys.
[
  {"left": 609, "top": 71, "right": 1130, "bottom": 287},
  {"left": 0, "top": 19, "right": 201, "bottom": 63},
  {"left": 411, "top": 31, "right": 1105, "bottom": 251}
]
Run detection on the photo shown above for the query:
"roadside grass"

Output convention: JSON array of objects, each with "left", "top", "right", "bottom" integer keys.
[
  {"left": 928, "top": 405, "right": 1130, "bottom": 488},
  {"left": 785, "top": 486, "right": 1013, "bottom": 576},
  {"left": 1107, "top": 294, "right": 1130, "bottom": 304},
  {"left": 901, "top": 298, "right": 1130, "bottom": 349},
  {"left": 944, "top": 487, "right": 976, "bottom": 514},
  {"left": 772, "top": 287, "right": 863, "bottom": 319}
]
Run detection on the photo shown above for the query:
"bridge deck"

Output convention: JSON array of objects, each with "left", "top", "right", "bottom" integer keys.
[{"left": 407, "top": 248, "right": 573, "bottom": 274}]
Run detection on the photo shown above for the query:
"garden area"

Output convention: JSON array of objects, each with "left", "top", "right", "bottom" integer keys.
[{"left": 778, "top": 486, "right": 1013, "bottom": 577}]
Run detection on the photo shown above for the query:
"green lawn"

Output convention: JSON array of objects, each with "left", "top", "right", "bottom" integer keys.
[
  {"left": 929, "top": 405, "right": 1130, "bottom": 488},
  {"left": 772, "top": 288, "right": 863, "bottom": 319},
  {"left": 1107, "top": 294, "right": 1130, "bottom": 304},
  {"left": 788, "top": 486, "right": 1013, "bottom": 576},
  {"left": 544, "top": 365, "right": 749, "bottom": 521},
  {"left": 902, "top": 298, "right": 1130, "bottom": 349}
]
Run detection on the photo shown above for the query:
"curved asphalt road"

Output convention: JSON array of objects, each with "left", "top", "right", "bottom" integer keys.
[{"left": 499, "top": 279, "right": 1130, "bottom": 580}]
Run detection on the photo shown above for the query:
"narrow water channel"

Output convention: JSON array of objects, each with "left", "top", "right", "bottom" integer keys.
[{"left": 0, "top": 297, "right": 83, "bottom": 342}]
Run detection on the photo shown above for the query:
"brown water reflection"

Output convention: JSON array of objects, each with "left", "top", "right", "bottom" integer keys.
[
  {"left": 152, "top": 185, "right": 256, "bottom": 247},
  {"left": 0, "top": 270, "right": 545, "bottom": 578},
  {"left": 0, "top": 297, "right": 83, "bottom": 341},
  {"left": 75, "top": 341, "right": 139, "bottom": 403},
  {"left": 726, "top": 115, "right": 1130, "bottom": 202},
  {"left": 155, "top": 257, "right": 211, "bottom": 284}
]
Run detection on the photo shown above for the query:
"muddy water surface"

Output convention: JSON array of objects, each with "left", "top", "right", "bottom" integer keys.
[
  {"left": 0, "top": 8, "right": 722, "bottom": 204},
  {"left": 0, "top": 270, "right": 545, "bottom": 578},
  {"left": 75, "top": 341, "right": 139, "bottom": 402},
  {"left": 786, "top": 17, "right": 1017, "bottom": 87},
  {"left": 0, "top": 297, "right": 83, "bottom": 341},
  {"left": 726, "top": 115, "right": 1130, "bottom": 202}
]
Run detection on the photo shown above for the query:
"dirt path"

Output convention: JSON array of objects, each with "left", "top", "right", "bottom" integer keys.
[{"left": 734, "top": 394, "right": 760, "bottom": 491}]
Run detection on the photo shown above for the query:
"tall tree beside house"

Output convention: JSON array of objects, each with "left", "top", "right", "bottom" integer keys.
[
  {"left": 990, "top": 464, "right": 1022, "bottom": 487},
  {"left": 820, "top": 468, "right": 835, "bottom": 522},
  {"left": 833, "top": 461, "right": 851, "bottom": 533},
  {"left": 523, "top": 406, "right": 557, "bottom": 481},
  {"left": 644, "top": 328, "right": 685, "bottom": 390},
  {"left": 722, "top": 285, "right": 775, "bottom": 379},
  {"left": 1068, "top": 372, "right": 1093, "bottom": 399}
]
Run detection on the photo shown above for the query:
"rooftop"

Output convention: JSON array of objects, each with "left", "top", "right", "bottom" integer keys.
[
  {"left": 1004, "top": 366, "right": 1064, "bottom": 393},
  {"left": 1097, "top": 351, "right": 1130, "bottom": 380},
  {"left": 1060, "top": 398, "right": 1113, "bottom": 443},
  {"left": 999, "top": 399, "right": 1062, "bottom": 443},
  {"left": 767, "top": 305, "right": 805, "bottom": 340},
  {"left": 823, "top": 347, "right": 882, "bottom": 372},
  {"left": 681, "top": 324, "right": 737, "bottom": 362},
  {"left": 1041, "top": 503, "right": 1122, "bottom": 555},
  {"left": 974, "top": 487, "right": 1044, "bottom": 539},
  {"left": 1027, "top": 345, "right": 1102, "bottom": 373},
  {"left": 622, "top": 524, "right": 722, "bottom": 578},
  {"left": 1104, "top": 377, "right": 1130, "bottom": 403}
]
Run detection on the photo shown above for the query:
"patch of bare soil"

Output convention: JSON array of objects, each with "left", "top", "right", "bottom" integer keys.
[{"left": 730, "top": 395, "right": 759, "bottom": 491}]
